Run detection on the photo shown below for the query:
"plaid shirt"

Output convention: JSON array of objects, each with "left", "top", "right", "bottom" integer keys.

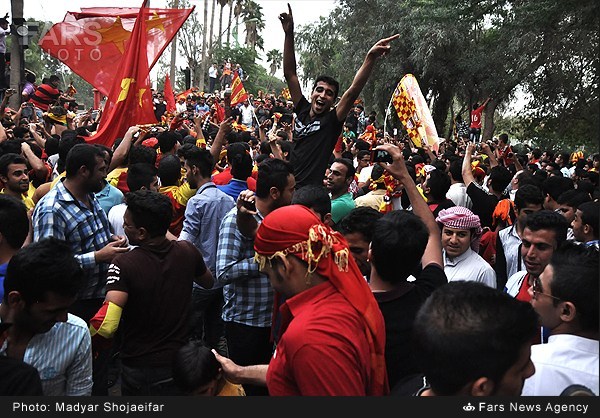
[
  {"left": 32, "top": 179, "right": 112, "bottom": 300},
  {"left": 216, "top": 207, "right": 273, "bottom": 327}
]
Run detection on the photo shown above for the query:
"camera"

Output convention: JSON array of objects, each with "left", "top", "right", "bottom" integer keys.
[{"left": 370, "top": 149, "right": 393, "bottom": 164}]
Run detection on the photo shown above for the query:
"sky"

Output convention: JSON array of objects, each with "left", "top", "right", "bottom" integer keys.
[{"left": 21, "top": 0, "right": 338, "bottom": 81}]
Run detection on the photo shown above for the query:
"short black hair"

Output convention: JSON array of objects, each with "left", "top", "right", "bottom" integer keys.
[
  {"left": 336, "top": 206, "right": 383, "bottom": 243},
  {"left": 0, "top": 195, "right": 29, "bottom": 250},
  {"left": 331, "top": 158, "right": 355, "bottom": 180},
  {"left": 371, "top": 210, "right": 429, "bottom": 283},
  {"left": 158, "top": 154, "right": 182, "bottom": 187},
  {"left": 312, "top": 75, "right": 340, "bottom": 99},
  {"left": 514, "top": 184, "right": 544, "bottom": 210},
  {"left": 172, "top": 340, "right": 220, "bottom": 394},
  {"left": 548, "top": 242, "right": 599, "bottom": 331},
  {"left": 542, "top": 176, "right": 574, "bottom": 202},
  {"left": 425, "top": 169, "right": 451, "bottom": 201},
  {"left": 255, "top": 158, "right": 294, "bottom": 199},
  {"left": 413, "top": 282, "right": 538, "bottom": 395},
  {"left": 556, "top": 189, "right": 591, "bottom": 209},
  {"left": 125, "top": 190, "right": 173, "bottom": 238},
  {"left": 578, "top": 201, "right": 599, "bottom": 239},
  {"left": 291, "top": 184, "right": 331, "bottom": 221},
  {"left": 4, "top": 237, "right": 84, "bottom": 304},
  {"left": 126, "top": 163, "right": 158, "bottom": 192},
  {"left": 65, "top": 143, "right": 105, "bottom": 178},
  {"left": 185, "top": 146, "right": 214, "bottom": 179},
  {"left": 0, "top": 153, "right": 28, "bottom": 177},
  {"left": 523, "top": 210, "right": 569, "bottom": 247}
]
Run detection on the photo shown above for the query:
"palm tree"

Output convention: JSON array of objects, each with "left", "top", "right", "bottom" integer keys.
[
  {"left": 241, "top": 0, "right": 265, "bottom": 51},
  {"left": 266, "top": 49, "right": 283, "bottom": 76},
  {"left": 226, "top": 0, "right": 234, "bottom": 45}
]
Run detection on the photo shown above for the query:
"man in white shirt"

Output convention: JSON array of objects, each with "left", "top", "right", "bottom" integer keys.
[
  {"left": 446, "top": 159, "right": 472, "bottom": 209},
  {"left": 494, "top": 184, "right": 544, "bottom": 290},
  {"left": 208, "top": 63, "right": 218, "bottom": 93},
  {"left": 521, "top": 242, "right": 599, "bottom": 396},
  {"left": 239, "top": 98, "right": 255, "bottom": 130},
  {"left": 436, "top": 206, "right": 496, "bottom": 288}
]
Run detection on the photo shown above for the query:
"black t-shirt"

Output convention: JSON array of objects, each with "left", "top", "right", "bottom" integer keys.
[
  {"left": 290, "top": 96, "right": 343, "bottom": 188},
  {"left": 373, "top": 263, "right": 447, "bottom": 390},
  {"left": 0, "top": 357, "right": 44, "bottom": 395},
  {"left": 466, "top": 182, "right": 501, "bottom": 229}
]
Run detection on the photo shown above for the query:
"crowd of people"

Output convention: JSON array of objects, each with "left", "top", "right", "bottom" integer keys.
[{"left": 0, "top": 4, "right": 598, "bottom": 398}]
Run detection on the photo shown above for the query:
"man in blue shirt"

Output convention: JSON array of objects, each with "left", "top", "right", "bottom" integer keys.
[{"left": 179, "top": 146, "right": 235, "bottom": 356}]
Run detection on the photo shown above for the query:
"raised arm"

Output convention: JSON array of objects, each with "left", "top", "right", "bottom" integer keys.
[
  {"left": 279, "top": 3, "right": 302, "bottom": 106},
  {"left": 462, "top": 142, "right": 477, "bottom": 188},
  {"left": 335, "top": 34, "right": 399, "bottom": 122},
  {"left": 377, "top": 143, "right": 443, "bottom": 268}
]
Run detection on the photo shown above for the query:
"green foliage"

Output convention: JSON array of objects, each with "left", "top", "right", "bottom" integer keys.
[
  {"left": 11, "top": 19, "right": 94, "bottom": 109},
  {"left": 292, "top": 0, "right": 598, "bottom": 150}
]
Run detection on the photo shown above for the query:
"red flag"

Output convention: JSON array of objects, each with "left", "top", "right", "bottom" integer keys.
[
  {"left": 229, "top": 71, "right": 248, "bottom": 107},
  {"left": 88, "top": 1, "right": 156, "bottom": 147},
  {"left": 39, "top": 5, "right": 193, "bottom": 97},
  {"left": 164, "top": 73, "right": 176, "bottom": 113}
]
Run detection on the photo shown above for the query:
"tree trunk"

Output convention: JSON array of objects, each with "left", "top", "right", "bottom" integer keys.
[
  {"left": 209, "top": 0, "right": 216, "bottom": 53},
  {"left": 226, "top": 1, "right": 233, "bottom": 46},
  {"left": 218, "top": 4, "right": 224, "bottom": 46},
  {"left": 482, "top": 99, "right": 498, "bottom": 142},
  {"left": 198, "top": 0, "right": 208, "bottom": 92},
  {"left": 9, "top": 0, "right": 25, "bottom": 109},
  {"left": 431, "top": 88, "right": 452, "bottom": 141}
]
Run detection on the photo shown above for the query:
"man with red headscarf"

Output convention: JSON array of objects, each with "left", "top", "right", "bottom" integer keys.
[{"left": 213, "top": 204, "right": 388, "bottom": 396}]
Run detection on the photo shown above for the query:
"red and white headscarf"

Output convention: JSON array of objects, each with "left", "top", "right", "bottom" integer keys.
[
  {"left": 435, "top": 206, "right": 483, "bottom": 251},
  {"left": 254, "top": 205, "right": 388, "bottom": 396}
]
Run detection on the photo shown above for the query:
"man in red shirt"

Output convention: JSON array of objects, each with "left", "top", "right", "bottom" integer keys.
[
  {"left": 469, "top": 97, "right": 491, "bottom": 143},
  {"left": 213, "top": 204, "right": 388, "bottom": 396}
]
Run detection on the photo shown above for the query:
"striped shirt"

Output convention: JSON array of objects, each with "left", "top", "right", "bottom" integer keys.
[
  {"left": 0, "top": 314, "right": 93, "bottom": 396},
  {"left": 216, "top": 207, "right": 273, "bottom": 327},
  {"left": 32, "top": 179, "right": 112, "bottom": 300}
]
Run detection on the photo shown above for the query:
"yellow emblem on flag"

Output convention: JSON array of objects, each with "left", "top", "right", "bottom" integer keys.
[{"left": 118, "top": 78, "right": 135, "bottom": 103}]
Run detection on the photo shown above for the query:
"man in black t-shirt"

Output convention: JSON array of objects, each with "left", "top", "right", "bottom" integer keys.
[
  {"left": 367, "top": 144, "right": 448, "bottom": 392},
  {"left": 462, "top": 143, "right": 512, "bottom": 229},
  {"left": 279, "top": 4, "right": 399, "bottom": 188}
]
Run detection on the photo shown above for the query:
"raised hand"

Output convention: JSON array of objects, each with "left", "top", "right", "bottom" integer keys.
[
  {"left": 279, "top": 3, "right": 294, "bottom": 34},
  {"left": 367, "top": 34, "right": 400, "bottom": 59}
]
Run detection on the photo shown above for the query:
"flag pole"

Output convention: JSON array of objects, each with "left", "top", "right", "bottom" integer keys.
[{"left": 383, "top": 86, "right": 396, "bottom": 136}]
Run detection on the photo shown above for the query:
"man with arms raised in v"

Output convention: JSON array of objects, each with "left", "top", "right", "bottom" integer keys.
[{"left": 279, "top": 4, "right": 399, "bottom": 188}]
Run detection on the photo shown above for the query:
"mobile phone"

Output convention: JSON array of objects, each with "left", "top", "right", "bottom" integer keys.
[{"left": 370, "top": 149, "right": 393, "bottom": 163}]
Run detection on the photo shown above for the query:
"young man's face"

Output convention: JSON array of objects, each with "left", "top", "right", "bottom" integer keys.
[
  {"left": 516, "top": 203, "right": 543, "bottom": 228},
  {"left": 521, "top": 227, "right": 558, "bottom": 277},
  {"left": 18, "top": 291, "right": 75, "bottom": 335},
  {"left": 571, "top": 209, "right": 587, "bottom": 242},
  {"left": 528, "top": 264, "right": 564, "bottom": 330},
  {"left": 85, "top": 155, "right": 108, "bottom": 194},
  {"left": 310, "top": 81, "right": 336, "bottom": 116},
  {"left": 1, "top": 163, "right": 30, "bottom": 194},
  {"left": 492, "top": 343, "right": 535, "bottom": 396},
  {"left": 343, "top": 232, "right": 371, "bottom": 277},
  {"left": 441, "top": 226, "right": 472, "bottom": 259},
  {"left": 326, "top": 162, "right": 350, "bottom": 195},
  {"left": 556, "top": 204, "right": 576, "bottom": 224}
]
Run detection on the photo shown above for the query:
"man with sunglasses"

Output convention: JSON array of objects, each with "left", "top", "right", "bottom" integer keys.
[{"left": 521, "top": 242, "right": 598, "bottom": 396}]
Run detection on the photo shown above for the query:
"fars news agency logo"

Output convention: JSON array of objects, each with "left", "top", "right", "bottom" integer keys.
[{"left": 463, "top": 403, "right": 476, "bottom": 412}]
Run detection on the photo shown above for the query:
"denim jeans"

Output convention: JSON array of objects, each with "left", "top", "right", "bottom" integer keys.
[{"left": 189, "top": 286, "right": 228, "bottom": 356}]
